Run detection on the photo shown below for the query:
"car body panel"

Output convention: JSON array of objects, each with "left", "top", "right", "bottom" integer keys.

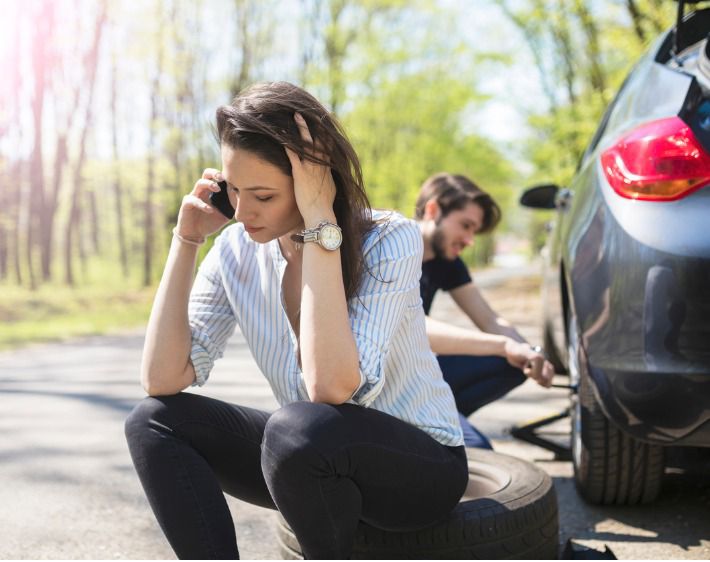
[{"left": 533, "top": 12, "right": 710, "bottom": 447}]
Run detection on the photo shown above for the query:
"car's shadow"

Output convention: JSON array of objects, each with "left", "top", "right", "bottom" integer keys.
[{"left": 551, "top": 469, "right": 710, "bottom": 554}]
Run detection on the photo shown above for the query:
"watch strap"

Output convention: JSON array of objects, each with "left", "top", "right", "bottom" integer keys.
[{"left": 290, "top": 221, "right": 338, "bottom": 244}]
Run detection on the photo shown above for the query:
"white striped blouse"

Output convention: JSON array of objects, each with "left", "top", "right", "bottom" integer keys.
[{"left": 188, "top": 210, "right": 464, "bottom": 447}]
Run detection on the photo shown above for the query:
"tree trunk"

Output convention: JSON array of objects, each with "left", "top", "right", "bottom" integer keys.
[
  {"left": 5, "top": 4, "right": 22, "bottom": 285},
  {"left": 572, "top": 0, "right": 607, "bottom": 103},
  {"left": 493, "top": 0, "right": 559, "bottom": 112},
  {"left": 87, "top": 182, "right": 101, "bottom": 255},
  {"left": 551, "top": 0, "right": 577, "bottom": 105},
  {"left": 0, "top": 238, "right": 5, "bottom": 281},
  {"left": 1, "top": 8, "right": 18, "bottom": 281},
  {"left": 12, "top": 162, "right": 24, "bottom": 285},
  {"left": 167, "top": 1, "right": 187, "bottom": 214},
  {"left": 625, "top": 0, "right": 647, "bottom": 43},
  {"left": 230, "top": 0, "right": 252, "bottom": 98},
  {"left": 44, "top": 7, "right": 85, "bottom": 284},
  {"left": 0, "top": 166, "right": 7, "bottom": 280},
  {"left": 144, "top": 16, "right": 166, "bottom": 288},
  {"left": 28, "top": 0, "right": 54, "bottom": 290},
  {"left": 324, "top": 0, "right": 353, "bottom": 115},
  {"left": 42, "top": 134, "right": 68, "bottom": 282},
  {"left": 110, "top": 46, "right": 129, "bottom": 279},
  {"left": 298, "top": 0, "right": 321, "bottom": 88},
  {"left": 0, "top": 227, "right": 6, "bottom": 282},
  {"left": 64, "top": 1, "right": 107, "bottom": 285},
  {"left": 646, "top": 0, "right": 666, "bottom": 34},
  {"left": 144, "top": 154, "right": 156, "bottom": 287}
]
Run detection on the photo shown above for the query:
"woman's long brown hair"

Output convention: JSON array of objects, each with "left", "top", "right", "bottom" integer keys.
[{"left": 216, "top": 81, "right": 374, "bottom": 302}]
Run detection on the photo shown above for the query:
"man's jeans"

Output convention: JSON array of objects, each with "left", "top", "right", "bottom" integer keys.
[{"left": 437, "top": 355, "right": 527, "bottom": 449}]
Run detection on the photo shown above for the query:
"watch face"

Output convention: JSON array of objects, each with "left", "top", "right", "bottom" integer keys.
[{"left": 319, "top": 224, "right": 342, "bottom": 250}]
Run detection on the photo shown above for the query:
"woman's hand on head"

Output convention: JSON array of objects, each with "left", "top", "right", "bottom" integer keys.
[
  {"left": 284, "top": 113, "right": 336, "bottom": 226},
  {"left": 176, "top": 169, "right": 231, "bottom": 240}
]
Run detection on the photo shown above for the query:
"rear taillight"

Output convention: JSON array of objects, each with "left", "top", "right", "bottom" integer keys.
[{"left": 601, "top": 116, "right": 710, "bottom": 201}]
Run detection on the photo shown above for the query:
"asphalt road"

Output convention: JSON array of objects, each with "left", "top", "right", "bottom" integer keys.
[{"left": 1, "top": 266, "right": 709, "bottom": 559}]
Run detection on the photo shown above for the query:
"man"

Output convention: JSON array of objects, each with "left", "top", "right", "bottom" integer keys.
[{"left": 415, "top": 173, "right": 554, "bottom": 448}]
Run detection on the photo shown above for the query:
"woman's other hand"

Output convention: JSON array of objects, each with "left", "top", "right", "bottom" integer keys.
[
  {"left": 175, "top": 169, "right": 231, "bottom": 242},
  {"left": 284, "top": 113, "right": 336, "bottom": 226}
]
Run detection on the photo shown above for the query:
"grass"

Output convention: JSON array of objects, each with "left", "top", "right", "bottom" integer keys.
[
  {"left": 0, "top": 284, "right": 155, "bottom": 350},
  {"left": 0, "top": 269, "right": 543, "bottom": 351}
]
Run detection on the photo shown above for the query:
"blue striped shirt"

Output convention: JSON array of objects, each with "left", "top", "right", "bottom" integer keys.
[{"left": 188, "top": 210, "right": 464, "bottom": 447}]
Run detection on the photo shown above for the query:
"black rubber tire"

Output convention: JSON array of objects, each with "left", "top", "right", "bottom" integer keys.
[
  {"left": 573, "top": 368, "right": 664, "bottom": 505},
  {"left": 275, "top": 448, "right": 559, "bottom": 559}
]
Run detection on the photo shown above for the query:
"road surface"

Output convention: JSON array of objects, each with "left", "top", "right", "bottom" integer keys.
[{"left": 1, "top": 266, "right": 708, "bottom": 559}]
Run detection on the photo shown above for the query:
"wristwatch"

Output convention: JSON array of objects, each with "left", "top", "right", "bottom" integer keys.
[{"left": 291, "top": 221, "right": 343, "bottom": 251}]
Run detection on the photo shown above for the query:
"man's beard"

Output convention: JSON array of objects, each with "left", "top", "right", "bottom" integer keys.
[{"left": 431, "top": 224, "right": 451, "bottom": 261}]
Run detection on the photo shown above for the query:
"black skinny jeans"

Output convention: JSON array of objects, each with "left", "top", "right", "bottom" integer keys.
[{"left": 125, "top": 393, "right": 468, "bottom": 560}]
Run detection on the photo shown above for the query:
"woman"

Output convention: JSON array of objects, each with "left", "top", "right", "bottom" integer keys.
[{"left": 125, "top": 82, "right": 467, "bottom": 560}]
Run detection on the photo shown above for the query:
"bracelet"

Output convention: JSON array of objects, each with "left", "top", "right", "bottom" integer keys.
[{"left": 172, "top": 227, "right": 205, "bottom": 247}]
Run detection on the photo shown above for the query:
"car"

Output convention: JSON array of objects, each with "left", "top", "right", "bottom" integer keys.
[{"left": 520, "top": 1, "right": 710, "bottom": 505}]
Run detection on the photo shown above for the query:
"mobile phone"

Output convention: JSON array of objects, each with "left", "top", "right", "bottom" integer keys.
[{"left": 209, "top": 180, "right": 236, "bottom": 219}]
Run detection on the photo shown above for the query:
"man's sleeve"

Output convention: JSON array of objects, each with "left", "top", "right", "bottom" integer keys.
[{"left": 440, "top": 257, "right": 472, "bottom": 291}]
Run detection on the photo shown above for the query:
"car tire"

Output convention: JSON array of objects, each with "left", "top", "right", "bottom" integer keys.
[
  {"left": 275, "top": 448, "right": 559, "bottom": 559},
  {"left": 572, "top": 366, "right": 665, "bottom": 505}
]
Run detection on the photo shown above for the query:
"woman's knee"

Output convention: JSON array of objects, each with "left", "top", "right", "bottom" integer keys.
[
  {"left": 262, "top": 401, "right": 343, "bottom": 474},
  {"left": 124, "top": 393, "right": 188, "bottom": 444},
  {"left": 263, "top": 401, "right": 338, "bottom": 446}
]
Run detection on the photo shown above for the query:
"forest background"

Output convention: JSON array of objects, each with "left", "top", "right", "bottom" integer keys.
[{"left": 0, "top": 0, "right": 675, "bottom": 348}]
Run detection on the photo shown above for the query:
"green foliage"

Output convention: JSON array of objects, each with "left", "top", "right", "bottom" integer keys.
[
  {"left": 0, "top": 283, "right": 154, "bottom": 350},
  {"left": 342, "top": 70, "right": 514, "bottom": 266},
  {"left": 500, "top": 0, "right": 675, "bottom": 188},
  {"left": 492, "top": 0, "right": 675, "bottom": 253},
  {"left": 1, "top": 0, "right": 683, "bottom": 347},
  {"left": 297, "top": 0, "right": 518, "bottom": 267},
  {"left": 526, "top": 93, "right": 608, "bottom": 186},
  {"left": 344, "top": 72, "right": 464, "bottom": 210}
]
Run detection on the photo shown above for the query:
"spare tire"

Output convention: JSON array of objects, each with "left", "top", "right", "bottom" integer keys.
[{"left": 275, "top": 448, "right": 559, "bottom": 559}]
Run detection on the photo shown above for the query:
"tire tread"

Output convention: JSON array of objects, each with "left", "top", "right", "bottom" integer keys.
[{"left": 574, "top": 371, "right": 664, "bottom": 505}]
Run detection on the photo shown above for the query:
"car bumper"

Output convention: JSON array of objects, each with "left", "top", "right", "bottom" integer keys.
[
  {"left": 586, "top": 362, "right": 710, "bottom": 446},
  {"left": 569, "top": 183, "right": 710, "bottom": 446}
]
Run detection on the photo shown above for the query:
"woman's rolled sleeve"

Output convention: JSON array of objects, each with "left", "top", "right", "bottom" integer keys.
[
  {"left": 348, "top": 217, "right": 423, "bottom": 406},
  {"left": 349, "top": 331, "right": 388, "bottom": 406},
  {"left": 188, "top": 241, "right": 237, "bottom": 386}
]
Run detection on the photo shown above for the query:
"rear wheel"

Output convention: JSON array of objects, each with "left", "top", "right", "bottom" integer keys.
[{"left": 568, "top": 314, "right": 664, "bottom": 505}]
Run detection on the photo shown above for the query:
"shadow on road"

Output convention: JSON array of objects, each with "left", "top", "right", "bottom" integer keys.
[
  {"left": 551, "top": 468, "right": 710, "bottom": 556},
  {"left": 1, "top": 387, "right": 136, "bottom": 414}
]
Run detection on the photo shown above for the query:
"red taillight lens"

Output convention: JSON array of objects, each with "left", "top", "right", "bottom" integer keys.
[{"left": 601, "top": 116, "right": 710, "bottom": 201}]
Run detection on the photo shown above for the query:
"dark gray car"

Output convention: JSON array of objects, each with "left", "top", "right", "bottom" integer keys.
[{"left": 521, "top": 3, "right": 710, "bottom": 505}]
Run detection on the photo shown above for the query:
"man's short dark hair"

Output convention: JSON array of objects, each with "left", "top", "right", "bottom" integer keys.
[{"left": 414, "top": 173, "right": 501, "bottom": 234}]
